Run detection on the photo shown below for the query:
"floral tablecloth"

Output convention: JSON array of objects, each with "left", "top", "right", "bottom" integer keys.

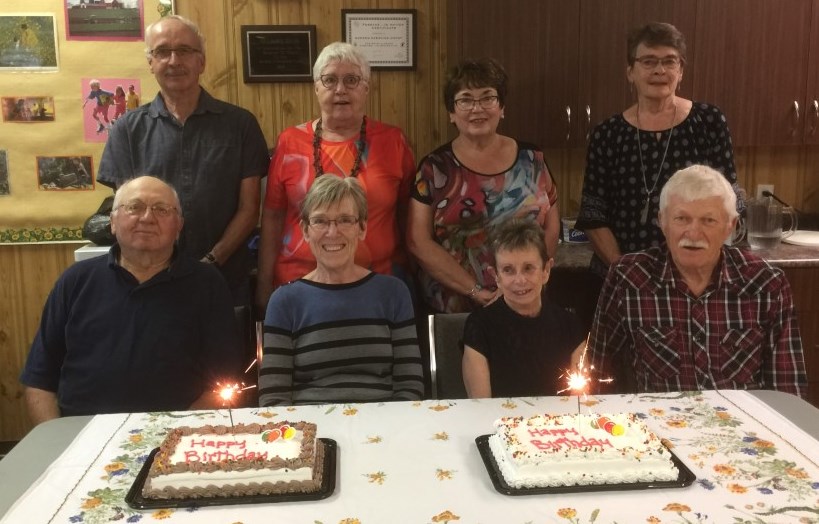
[{"left": 3, "top": 391, "right": 819, "bottom": 524}]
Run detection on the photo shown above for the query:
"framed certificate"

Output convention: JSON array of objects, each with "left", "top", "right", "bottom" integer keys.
[
  {"left": 240, "top": 25, "right": 317, "bottom": 83},
  {"left": 341, "top": 9, "right": 416, "bottom": 70}
]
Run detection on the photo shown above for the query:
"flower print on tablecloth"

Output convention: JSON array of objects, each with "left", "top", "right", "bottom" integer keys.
[{"left": 68, "top": 411, "right": 211, "bottom": 524}]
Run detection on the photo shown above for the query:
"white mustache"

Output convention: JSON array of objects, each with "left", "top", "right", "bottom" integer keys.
[{"left": 678, "top": 238, "right": 708, "bottom": 249}]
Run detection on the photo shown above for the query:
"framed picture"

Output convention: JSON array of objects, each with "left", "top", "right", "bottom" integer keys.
[
  {"left": 64, "top": 0, "right": 144, "bottom": 42},
  {"left": 0, "top": 14, "right": 58, "bottom": 71},
  {"left": 2, "top": 96, "right": 55, "bottom": 122},
  {"left": 240, "top": 25, "right": 317, "bottom": 83},
  {"left": 341, "top": 9, "right": 416, "bottom": 70},
  {"left": 36, "top": 156, "right": 94, "bottom": 191}
]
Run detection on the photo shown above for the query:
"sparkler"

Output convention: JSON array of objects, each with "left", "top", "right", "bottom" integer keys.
[
  {"left": 214, "top": 381, "right": 256, "bottom": 429},
  {"left": 557, "top": 333, "right": 613, "bottom": 397}
]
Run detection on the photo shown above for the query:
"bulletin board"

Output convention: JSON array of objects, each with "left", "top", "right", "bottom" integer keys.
[{"left": 0, "top": 0, "right": 173, "bottom": 243}]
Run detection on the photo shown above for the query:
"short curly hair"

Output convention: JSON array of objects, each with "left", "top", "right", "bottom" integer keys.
[
  {"left": 443, "top": 58, "right": 508, "bottom": 113},
  {"left": 489, "top": 218, "right": 549, "bottom": 266},
  {"left": 626, "top": 22, "right": 687, "bottom": 66}
]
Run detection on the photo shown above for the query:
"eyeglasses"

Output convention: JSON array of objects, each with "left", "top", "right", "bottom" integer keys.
[
  {"left": 307, "top": 215, "right": 360, "bottom": 231},
  {"left": 453, "top": 95, "right": 500, "bottom": 111},
  {"left": 318, "top": 74, "right": 364, "bottom": 90},
  {"left": 148, "top": 46, "right": 202, "bottom": 61},
  {"left": 634, "top": 56, "right": 682, "bottom": 70},
  {"left": 117, "top": 202, "right": 178, "bottom": 218}
]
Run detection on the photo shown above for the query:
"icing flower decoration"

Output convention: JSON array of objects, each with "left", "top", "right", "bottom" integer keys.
[
  {"left": 593, "top": 416, "right": 624, "bottom": 436},
  {"left": 261, "top": 424, "right": 296, "bottom": 442}
]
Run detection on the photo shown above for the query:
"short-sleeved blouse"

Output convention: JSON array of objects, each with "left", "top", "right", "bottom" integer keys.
[
  {"left": 575, "top": 102, "right": 740, "bottom": 274},
  {"left": 411, "top": 140, "right": 557, "bottom": 313}
]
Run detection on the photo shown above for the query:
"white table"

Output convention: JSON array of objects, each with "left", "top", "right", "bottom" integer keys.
[{"left": 2, "top": 390, "right": 819, "bottom": 523}]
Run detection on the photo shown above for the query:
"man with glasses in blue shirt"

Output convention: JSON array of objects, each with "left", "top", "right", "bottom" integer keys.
[
  {"left": 21, "top": 176, "right": 242, "bottom": 424},
  {"left": 98, "top": 15, "right": 270, "bottom": 305}
]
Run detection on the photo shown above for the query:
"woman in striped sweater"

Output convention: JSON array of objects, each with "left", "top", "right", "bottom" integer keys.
[{"left": 259, "top": 176, "right": 424, "bottom": 406}]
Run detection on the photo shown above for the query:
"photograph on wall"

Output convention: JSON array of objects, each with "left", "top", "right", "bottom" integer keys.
[
  {"left": 65, "top": 0, "right": 144, "bottom": 41},
  {"left": 157, "top": 0, "right": 175, "bottom": 17},
  {"left": 0, "top": 14, "right": 58, "bottom": 70},
  {"left": 81, "top": 77, "right": 141, "bottom": 142},
  {"left": 36, "top": 156, "right": 94, "bottom": 191},
  {"left": 2, "top": 96, "right": 55, "bottom": 122},
  {"left": 0, "top": 150, "right": 9, "bottom": 196}
]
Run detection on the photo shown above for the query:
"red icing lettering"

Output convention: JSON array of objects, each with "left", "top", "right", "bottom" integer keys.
[{"left": 530, "top": 436, "right": 614, "bottom": 451}]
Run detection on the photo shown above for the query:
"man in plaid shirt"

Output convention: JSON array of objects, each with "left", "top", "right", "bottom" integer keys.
[{"left": 581, "top": 165, "right": 806, "bottom": 397}]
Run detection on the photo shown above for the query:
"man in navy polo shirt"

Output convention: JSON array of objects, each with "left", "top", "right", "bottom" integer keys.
[{"left": 21, "top": 176, "right": 243, "bottom": 424}]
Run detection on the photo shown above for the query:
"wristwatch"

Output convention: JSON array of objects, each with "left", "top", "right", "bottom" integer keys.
[{"left": 204, "top": 252, "right": 218, "bottom": 265}]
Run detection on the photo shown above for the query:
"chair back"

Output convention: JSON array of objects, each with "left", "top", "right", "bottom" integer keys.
[
  {"left": 428, "top": 313, "right": 470, "bottom": 399},
  {"left": 233, "top": 305, "right": 260, "bottom": 405}
]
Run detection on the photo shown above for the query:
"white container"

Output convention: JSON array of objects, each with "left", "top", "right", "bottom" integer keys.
[{"left": 561, "top": 218, "right": 589, "bottom": 243}]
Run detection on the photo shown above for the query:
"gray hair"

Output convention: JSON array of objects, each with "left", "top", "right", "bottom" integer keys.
[
  {"left": 144, "top": 15, "right": 206, "bottom": 60},
  {"left": 312, "top": 42, "right": 370, "bottom": 82},
  {"left": 659, "top": 165, "right": 738, "bottom": 219},
  {"left": 490, "top": 218, "right": 549, "bottom": 266},
  {"left": 112, "top": 176, "right": 182, "bottom": 215},
  {"left": 300, "top": 176, "right": 367, "bottom": 226}
]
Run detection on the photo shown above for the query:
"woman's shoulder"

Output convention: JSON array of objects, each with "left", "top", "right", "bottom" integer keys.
[
  {"left": 688, "top": 101, "right": 728, "bottom": 122},
  {"left": 417, "top": 141, "right": 456, "bottom": 166}
]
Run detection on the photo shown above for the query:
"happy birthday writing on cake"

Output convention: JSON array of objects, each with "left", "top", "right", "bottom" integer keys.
[
  {"left": 527, "top": 427, "right": 614, "bottom": 451},
  {"left": 183, "top": 438, "right": 269, "bottom": 462}
]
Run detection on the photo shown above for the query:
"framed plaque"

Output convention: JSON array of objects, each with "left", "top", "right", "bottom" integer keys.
[
  {"left": 240, "top": 25, "right": 317, "bottom": 83},
  {"left": 341, "top": 9, "right": 416, "bottom": 70}
]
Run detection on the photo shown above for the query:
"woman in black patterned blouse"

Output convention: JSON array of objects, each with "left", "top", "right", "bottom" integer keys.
[{"left": 576, "top": 22, "right": 743, "bottom": 278}]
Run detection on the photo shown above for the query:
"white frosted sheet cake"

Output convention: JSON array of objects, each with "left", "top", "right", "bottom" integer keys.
[{"left": 488, "top": 413, "right": 679, "bottom": 488}]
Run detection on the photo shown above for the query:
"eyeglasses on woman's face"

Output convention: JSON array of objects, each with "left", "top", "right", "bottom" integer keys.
[
  {"left": 307, "top": 215, "right": 360, "bottom": 231},
  {"left": 633, "top": 55, "right": 682, "bottom": 71},
  {"left": 318, "top": 74, "right": 364, "bottom": 90},
  {"left": 453, "top": 95, "right": 500, "bottom": 112}
]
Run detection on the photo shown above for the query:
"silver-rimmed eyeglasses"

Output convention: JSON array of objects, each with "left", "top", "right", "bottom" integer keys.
[
  {"left": 453, "top": 95, "right": 500, "bottom": 111},
  {"left": 318, "top": 74, "right": 364, "bottom": 90},
  {"left": 634, "top": 56, "right": 682, "bottom": 70},
  {"left": 307, "top": 215, "right": 360, "bottom": 231},
  {"left": 149, "top": 46, "right": 202, "bottom": 61},
  {"left": 117, "top": 202, "right": 179, "bottom": 218}
]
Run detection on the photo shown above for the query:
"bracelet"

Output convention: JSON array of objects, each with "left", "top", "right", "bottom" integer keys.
[
  {"left": 204, "top": 252, "right": 218, "bottom": 265},
  {"left": 467, "top": 282, "right": 483, "bottom": 297}
]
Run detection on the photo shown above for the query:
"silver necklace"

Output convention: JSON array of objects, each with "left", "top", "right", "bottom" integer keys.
[{"left": 636, "top": 103, "right": 676, "bottom": 225}]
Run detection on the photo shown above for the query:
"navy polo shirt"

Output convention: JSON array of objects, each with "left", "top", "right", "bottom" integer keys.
[
  {"left": 97, "top": 89, "right": 270, "bottom": 298},
  {"left": 20, "top": 246, "right": 243, "bottom": 416}
]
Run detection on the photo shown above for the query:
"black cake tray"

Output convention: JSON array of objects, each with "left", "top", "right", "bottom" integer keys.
[
  {"left": 475, "top": 434, "right": 696, "bottom": 496},
  {"left": 125, "top": 438, "right": 337, "bottom": 509}
]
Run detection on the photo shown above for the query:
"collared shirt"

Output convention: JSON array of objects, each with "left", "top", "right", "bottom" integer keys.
[
  {"left": 98, "top": 88, "right": 270, "bottom": 299},
  {"left": 587, "top": 245, "right": 806, "bottom": 397},
  {"left": 20, "top": 245, "right": 243, "bottom": 416}
]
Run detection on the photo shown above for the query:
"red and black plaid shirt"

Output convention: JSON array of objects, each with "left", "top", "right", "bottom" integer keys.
[{"left": 588, "top": 246, "right": 806, "bottom": 397}]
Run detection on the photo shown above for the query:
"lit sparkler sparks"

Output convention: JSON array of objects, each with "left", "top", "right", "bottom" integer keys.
[
  {"left": 557, "top": 333, "right": 612, "bottom": 396},
  {"left": 214, "top": 381, "right": 257, "bottom": 429}
]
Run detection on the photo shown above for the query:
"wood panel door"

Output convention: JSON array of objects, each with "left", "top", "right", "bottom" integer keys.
[
  {"left": 694, "top": 0, "right": 813, "bottom": 146},
  {"left": 447, "top": 0, "right": 579, "bottom": 148},
  {"left": 576, "top": 0, "right": 697, "bottom": 145},
  {"left": 803, "top": 0, "right": 819, "bottom": 144}
]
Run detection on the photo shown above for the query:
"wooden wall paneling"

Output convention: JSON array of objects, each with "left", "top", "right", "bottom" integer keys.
[
  {"left": 781, "top": 266, "right": 819, "bottom": 407},
  {"left": 0, "top": 244, "right": 77, "bottom": 441},
  {"left": 694, "top": 0, "right": 812, "bottom": 146}
]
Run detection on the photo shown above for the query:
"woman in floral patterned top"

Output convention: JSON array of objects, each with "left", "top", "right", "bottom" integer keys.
[{"left": 407, "top": 58, "right": 559, "bottom": 313}]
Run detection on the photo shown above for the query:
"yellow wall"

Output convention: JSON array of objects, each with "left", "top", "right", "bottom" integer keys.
[{"left": 0, "top": 0, "right": 168, "bottom": 230}]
